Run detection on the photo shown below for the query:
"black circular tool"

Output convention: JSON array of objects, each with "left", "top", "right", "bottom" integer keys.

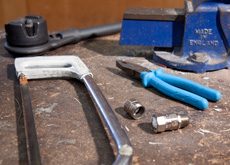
[
  {"left": 5, "top": 15, "right": 48, "bottom": 47},
  {"left": 5, "top": 15, "right": 122, "bottom": 56}
]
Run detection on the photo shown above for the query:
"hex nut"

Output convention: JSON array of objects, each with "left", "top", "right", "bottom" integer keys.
[
  {"left": 152, "top": 115, "right": 167, "bottom": 133},
  {"left": 124, "top": 99, "right": 145, "bottom": 119},
  {"left": 190, "top": 52, "right": 209, "bottom": 63}
]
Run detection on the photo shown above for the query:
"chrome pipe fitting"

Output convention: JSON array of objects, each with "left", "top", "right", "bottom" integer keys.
[
  {"left": 152, "top": 113, "right": 189, "bottom": 133},
  {"left": 124, "top": 99, "right": 145, "bottom": 119}
]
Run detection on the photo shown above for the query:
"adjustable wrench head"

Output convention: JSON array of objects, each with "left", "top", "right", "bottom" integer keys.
[{"left": 14, "top": 56, "right": 93, "bottom": 80}]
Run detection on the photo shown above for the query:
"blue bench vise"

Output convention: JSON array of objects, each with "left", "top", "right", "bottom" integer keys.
[{"left": 120, "top": 0, "right": 230, "bottom": 73}]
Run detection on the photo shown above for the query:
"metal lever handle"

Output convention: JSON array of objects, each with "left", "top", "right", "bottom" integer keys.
[{"left": 5, "top": 15, "right": 122, "bottom": 56}]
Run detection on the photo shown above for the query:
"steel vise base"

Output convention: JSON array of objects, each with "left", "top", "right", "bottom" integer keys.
[{"left": 120, "top": 1, "right": 230, "bottom": 73}]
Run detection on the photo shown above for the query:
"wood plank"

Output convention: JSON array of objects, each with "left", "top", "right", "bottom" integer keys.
[
  {"left": 0, "top": 0, "right": 27, "bottom": 29},
  {"left": 27, "top": 0, "right": 184, "bottom": 31}
]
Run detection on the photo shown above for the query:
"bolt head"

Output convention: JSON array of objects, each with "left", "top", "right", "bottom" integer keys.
[
  {"left": 152, "top": 115, "right": 166, "bottom": 133},
  {"left": 190, "top": 52, "right": 209, "bottom": 63}
]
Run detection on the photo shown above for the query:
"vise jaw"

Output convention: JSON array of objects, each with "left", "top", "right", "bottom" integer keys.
[{"left": 120, "top": 0, "right": 230, "bottom": 73}]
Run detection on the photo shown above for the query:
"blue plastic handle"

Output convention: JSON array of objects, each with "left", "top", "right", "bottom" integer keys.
[
  {"left": 154, "top": 69, "right": 222, "bottom": 102},
  {"left": 140, "top": 70, "right": 209, "bottom": 110}
]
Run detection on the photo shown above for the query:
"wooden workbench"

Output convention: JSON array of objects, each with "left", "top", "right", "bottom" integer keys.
[{"left": 0, "top": 30, "right": 230, "bottom": 164}]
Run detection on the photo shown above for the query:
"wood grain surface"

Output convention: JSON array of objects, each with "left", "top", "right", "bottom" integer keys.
[
  {"left": 1, "top": 0, "right": 185, "bottom": 30},
  {"left": 0, "top": 30, "right": 230, "bottom": 164}
]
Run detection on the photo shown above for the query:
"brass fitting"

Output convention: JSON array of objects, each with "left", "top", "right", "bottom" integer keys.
[
  {"left": 152, "top": 113, "right": 189, "bottom": 133},
  {"left": 124, "top": 99, "right": 145, "bottom": 119}
]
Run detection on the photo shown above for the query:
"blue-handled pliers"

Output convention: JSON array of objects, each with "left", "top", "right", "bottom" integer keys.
[{"left": 116, "top": 60, "right": 222, "bottom": 110}]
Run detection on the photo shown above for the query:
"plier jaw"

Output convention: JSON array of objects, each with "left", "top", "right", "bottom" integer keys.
[{"left": 116, "top": 60, "right": 150, "bottom": 79}]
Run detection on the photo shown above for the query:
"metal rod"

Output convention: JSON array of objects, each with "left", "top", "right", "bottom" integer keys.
[
  {"left": 79, "top": 22, "right": 122, "bottom": 41},
  {"left": 19, "top": 74, "right": 41, "bottom": 165},
  {"left": 82, "top": 75, "right": 133, "bottom": 165}
]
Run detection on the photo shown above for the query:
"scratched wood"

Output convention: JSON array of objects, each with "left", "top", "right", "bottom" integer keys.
[{"left": 0, "top": 30, "right": 230, "bottom": 165}]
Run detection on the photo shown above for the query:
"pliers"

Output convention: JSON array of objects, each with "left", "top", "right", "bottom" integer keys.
[{"left": 116, "top": 60, "right": 222, "bottom": 110}]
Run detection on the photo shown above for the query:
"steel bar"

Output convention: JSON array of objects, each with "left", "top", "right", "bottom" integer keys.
[
  {"left": 79, "top": 22, "right": 122, "bottom": 40},
  {"left": 19, "top": 74, "right": 41, "bottom": 165},
  {"left": 82, "top": 75, "right": 133, "bottom": 165}
]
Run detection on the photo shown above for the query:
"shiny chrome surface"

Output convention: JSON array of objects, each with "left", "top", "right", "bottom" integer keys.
[{"left": 83, "top": 75, "right": 133, "bottom": 165}]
